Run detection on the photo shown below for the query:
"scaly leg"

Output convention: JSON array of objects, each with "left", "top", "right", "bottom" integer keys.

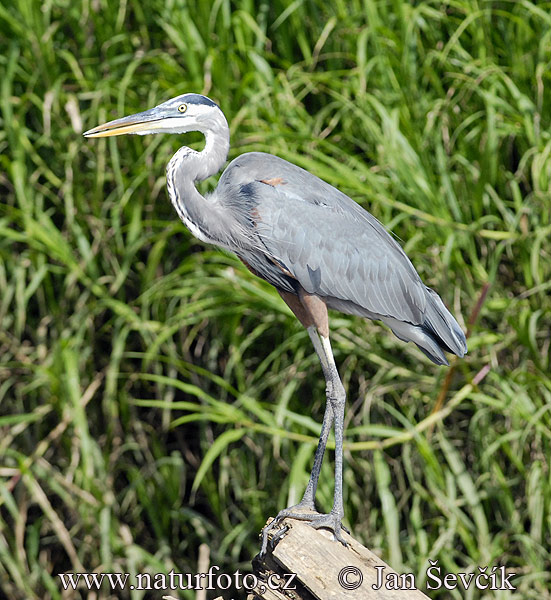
[
  {"left": 261, "top": 327, "right": 348, "bottom": 555},
  {"left": 307, "top": 330, "right": 347, "bottom": 539}
]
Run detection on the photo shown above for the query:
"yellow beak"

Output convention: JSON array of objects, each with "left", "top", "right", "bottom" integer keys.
[{"left": 84, "top": 107, "right": 164, "bottom": 138}]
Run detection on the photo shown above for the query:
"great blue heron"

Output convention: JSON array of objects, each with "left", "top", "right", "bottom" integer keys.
[{"left": 84, "top": 93, "right": 467, "bottom": 554}]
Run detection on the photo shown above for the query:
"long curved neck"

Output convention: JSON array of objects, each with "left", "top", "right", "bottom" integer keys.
[
  {"left": 188, "top": 125, "right": 230, "bottom": 183},
  {"left": 166, "top": 113, "right": 230, "bottom": 244}
]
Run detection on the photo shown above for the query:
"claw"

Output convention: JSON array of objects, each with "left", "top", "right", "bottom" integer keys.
[
  {"left": 308, "top": 512, "right": 348, "bottom": 546},
  {"left": 260, "top": 503, "right": 317, "bottom": 556},
  {"left": 260, "top": 519, "right": 280, "bottom": 556},
  {"left": 270, "top": 524, "right": 289, "bottom": 549}
]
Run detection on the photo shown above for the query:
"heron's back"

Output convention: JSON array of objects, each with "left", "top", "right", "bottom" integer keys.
[{"left": 215, "top": 152, "right": 467, "bottom": 364}]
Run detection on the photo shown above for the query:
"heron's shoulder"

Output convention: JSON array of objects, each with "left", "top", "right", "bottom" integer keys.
[
  {"left": 225, "top": 151, "right": 293, "bottom": 170},
  {"left": 220, "top": 152, "right": 326, "bottom": 187}
]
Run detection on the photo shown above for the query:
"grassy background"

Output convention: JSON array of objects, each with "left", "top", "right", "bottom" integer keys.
[{"left": 1, "top": 0, "right": 550, "bottom": 598}]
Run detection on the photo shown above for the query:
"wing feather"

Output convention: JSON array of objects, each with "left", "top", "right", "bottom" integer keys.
[{"left": 217, "top": 152, "right": 427, "bottom": 324}]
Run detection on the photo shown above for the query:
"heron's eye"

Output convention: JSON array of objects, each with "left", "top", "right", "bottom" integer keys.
[{"left": 178, "top": 103, "right": 187, "bottom": 113}]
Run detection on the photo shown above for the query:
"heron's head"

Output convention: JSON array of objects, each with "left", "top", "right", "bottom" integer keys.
[{"left": 84, "top": 93, "right": 223, "bottom": 138}]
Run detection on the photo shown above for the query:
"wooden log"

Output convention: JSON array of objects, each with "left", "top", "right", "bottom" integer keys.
[{"left": 249, "top": 519, "right": 430, "bottom": 600}]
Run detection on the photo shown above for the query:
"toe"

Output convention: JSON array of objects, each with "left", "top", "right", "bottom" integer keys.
[{"left": 308, "top": 513, "right": 348, "bottom": 545}]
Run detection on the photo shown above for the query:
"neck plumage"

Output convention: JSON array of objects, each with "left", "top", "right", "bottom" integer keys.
[{"left": 166, "top": 115, "right": 230, "bottom": 244}]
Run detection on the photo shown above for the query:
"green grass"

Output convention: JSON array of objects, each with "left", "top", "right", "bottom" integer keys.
[{"left": 1, "top": 0, "right": 550, "bottom": 598}]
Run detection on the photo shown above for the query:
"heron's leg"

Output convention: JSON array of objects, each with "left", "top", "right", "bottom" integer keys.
[
  {"left": 305, "top": 331, "right": 347, "bottom": 541},
  {"left": 260, "top": 327, "right": 348, "bottom": 555},
  {"left": 297, "top": 400, "right": 333, "bottom": 508},
  {"left": 297, "top": 326, "right": 335, "bottom": 508}
]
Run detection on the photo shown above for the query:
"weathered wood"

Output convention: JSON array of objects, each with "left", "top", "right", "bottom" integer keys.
[{"left": 249, "top": 519, "right": 430, "bottom": 600}]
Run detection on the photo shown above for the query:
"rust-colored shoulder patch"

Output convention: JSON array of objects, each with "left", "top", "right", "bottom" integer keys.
[{"left": 259, "top": 177, "right": 286, "bottom": 187}]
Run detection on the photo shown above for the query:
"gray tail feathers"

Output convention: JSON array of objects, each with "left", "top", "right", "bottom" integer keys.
[
  {"left": 383, "top": 287, "right": 467, "bottom": 366},
  {"left": 418, "top": 287, "right": 468, "bottom": 365}
]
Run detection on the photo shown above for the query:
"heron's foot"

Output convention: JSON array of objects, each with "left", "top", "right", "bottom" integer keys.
[
  {"left": 260, "top": 504, "right": 349, "bottom": 555},
  {"left": 308, "top": 510, "right": 349, "bottom": 546},
  {"left": 260, "top": 501, "right": 318, "bottom": 555}
]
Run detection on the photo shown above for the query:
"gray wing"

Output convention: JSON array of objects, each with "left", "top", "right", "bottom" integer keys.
[{"left": 216, "top": 152, "right": 427, "bottom": 325}]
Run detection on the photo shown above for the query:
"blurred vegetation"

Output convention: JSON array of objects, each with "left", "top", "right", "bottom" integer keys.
[{"left": 1, "top": 0, "right": 550, "bottom": 598}]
